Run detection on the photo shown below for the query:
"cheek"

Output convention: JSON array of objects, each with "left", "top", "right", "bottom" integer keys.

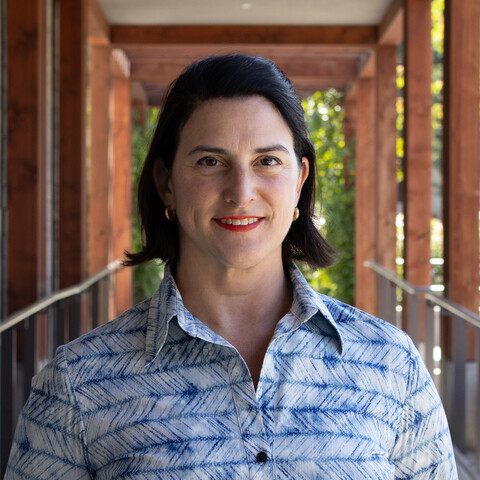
[
  {"left": 267, "top": 175, "right": 301, "bottom": 203},
  {"left": 171, "top": 177, "right": 216, "bottom": 212}
]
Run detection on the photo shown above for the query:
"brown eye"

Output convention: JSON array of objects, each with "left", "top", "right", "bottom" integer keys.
[
  {"left": 198, "top": 157, "right": 220, "bottom": 167},
  {"left": 259, "top": 156, "right": 280, "bottom": 166}
]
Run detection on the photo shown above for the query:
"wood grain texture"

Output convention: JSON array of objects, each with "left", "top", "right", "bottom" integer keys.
[
  {"left": 59, "top": 0, "right": 88, "bottom": 288},
  {"left": 442, "top": 0, "right": 480, "bottom": 359},
  {"left": 355, "top": 77, "right": 378, "bottom": 315},
  {"left": 7, "top": 0, "right": 41, "bottom": 313},
  {"left": 403, "top": 0, "right": 432, "bottom": 287},
  {"left": 111, "top": 67, "right": 133, "bottom": 316},
  {"left": 89, "top": 44, "right": 112, "bottom": 275},
  {"left": 375, "top": 46, "right": 398, "bottom": 273},
  {"left": 112, "top": 25, "right": 378, "bottom": 46}
]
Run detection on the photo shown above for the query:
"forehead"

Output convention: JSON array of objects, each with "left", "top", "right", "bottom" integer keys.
[{"left": 178, "top": 96, "right": 294, "bottom": 147}]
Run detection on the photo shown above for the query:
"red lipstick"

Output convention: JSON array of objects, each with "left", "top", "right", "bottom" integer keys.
[{"left": 213, "top": 216, "right": 263, "bottom": 232}]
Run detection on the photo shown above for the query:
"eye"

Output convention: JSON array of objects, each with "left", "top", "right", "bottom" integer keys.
[
  {"left": 258, "top": 156, "right": 281, "bottom": 166},
  {"left": 198, "top": 156, "right": 221, "bottom": 167}
]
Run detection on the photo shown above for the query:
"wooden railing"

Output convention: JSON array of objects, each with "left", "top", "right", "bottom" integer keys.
[
  {"left": 0, "top": 260, "right": 123, "bottom": 476},
  {"left": 365, "top": 260, "right": 480, "bottom": 475}
]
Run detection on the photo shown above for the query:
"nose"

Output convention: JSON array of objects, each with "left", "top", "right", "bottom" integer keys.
[{"left": 222, "top": 166, "right": 256, "bottom": 207}]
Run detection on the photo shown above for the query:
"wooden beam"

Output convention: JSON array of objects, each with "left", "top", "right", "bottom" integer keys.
[
  {"left": 112, "top": 25, "right": 377, "bottom": 46},
  {"left": 142, "top": 79, "right": 352, "bottom": 107},
  {"left": 345, "top": 51, "right": 375, "bottom": 102},
  {"left": 403, "top": 0, "right": 432, "bottom": 289},
  {"left": 89, "top": 44, "right": 112, "bottom": 275},
  {"left": 129, "top": 54, "right": 360, "bottom": 84},
  {"left": 59, "top": 0, "right": 88, "bottom": 288},
  {"left": 359, "top": 53, "right": 376, "bottom": 79},
  {"left": 118, "top": 43, "right": 371, "bottom": 104},
  {"left": 442, "top": 0, "right": 480, "bottom": 360},
  {"left": 379, "top": 0, "right": 404, "bottom": 45},
  {"left": 120, "top": 43, "right": 374, "bottom": 60},
  {"left": 355, "top": 76, "right": 377, "bottom": 315},
  {"left": 7, "top": 0, "right": 42, "bottom": 313},
  {"left": 88, "top": 0, "right": 110, "bottom": 45},
  {"left": 130, "top": 55, "right": 360, "bottom": 82},
  {"left": 375, "top": 46, "right": 398, "bottom": 272}
]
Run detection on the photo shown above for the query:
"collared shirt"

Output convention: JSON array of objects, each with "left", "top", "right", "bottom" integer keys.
[{"left": 6, "top": 265, "right": 457, "bottom": 479}]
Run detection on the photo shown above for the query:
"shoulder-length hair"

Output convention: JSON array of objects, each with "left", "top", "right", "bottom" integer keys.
[{"left": 125, "top": 54, "right": 336, "bottom": 269}]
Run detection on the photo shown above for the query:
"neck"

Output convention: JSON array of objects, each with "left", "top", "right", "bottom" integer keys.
[
  {"left": 174, "top": 255, "right": 293, "bottom": 386},
  {"left": 175, "top": 255, "right": 291, "bottom": 325}
]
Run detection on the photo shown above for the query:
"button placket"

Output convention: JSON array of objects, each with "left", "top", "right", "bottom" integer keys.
[{"left": 228, "top": 354, "right": 273, "bottom": 476}]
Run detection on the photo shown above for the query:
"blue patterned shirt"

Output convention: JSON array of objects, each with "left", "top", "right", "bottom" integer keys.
[{"left": 6, "top": 265, "right": 457, "bottom": 479}]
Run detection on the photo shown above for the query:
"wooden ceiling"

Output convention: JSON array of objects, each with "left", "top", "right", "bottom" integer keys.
[{"left": 90, "top": 0, "right": 403, "bottom": 105}]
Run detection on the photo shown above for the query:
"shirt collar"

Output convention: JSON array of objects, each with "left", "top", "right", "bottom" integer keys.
[
  {"left": 288, "top": 264, "right": 344, "bottom": 355},
  {"left": 145, "top": 263, "right": 344, "bottom": 365},
  {"left": 144, "top": 264, "right": 178, "bottom": 365}
]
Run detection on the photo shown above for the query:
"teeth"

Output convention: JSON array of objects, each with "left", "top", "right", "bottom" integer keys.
[{"left": 218, "top": 218, "right": 260, "bottom": 225}]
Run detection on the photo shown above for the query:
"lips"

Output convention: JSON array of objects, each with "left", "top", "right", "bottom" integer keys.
[{"left": 214, "top": 216, "right": 263, "bottom": 232}]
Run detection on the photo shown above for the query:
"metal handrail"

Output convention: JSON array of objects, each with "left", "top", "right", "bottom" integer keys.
[
  {"left": 0, "top": 259, "right": 123, "bottom": 334},
  {"left": 364, "top": 259, "right": 417, "bottom": 295},
  {"left": 364, "top": 259, "right": 480, "bottom": 329},
  {"left": 423, "top": 291, "right": 480, "bottom": 329}
]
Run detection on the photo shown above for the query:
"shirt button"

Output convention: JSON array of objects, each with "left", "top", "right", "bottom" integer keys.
[{"left": 256, "top": 451, "right": 268, "bottom": 463}]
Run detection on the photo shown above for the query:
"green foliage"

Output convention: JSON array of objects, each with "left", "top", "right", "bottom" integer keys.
[
  {"left": 431, "top": 0, "right": 444, "bottom": 180},
  {"left": 131, "top": 109, "right": 164, "bottom": 303},
  {"left": 301, "top": 90, "right": 355, "bottom": 305},
  {"left": 431, "top": 0, "right": 444, "bottom": 57},
  {"left": 396, "top": 65, "right": 405, "bottom": 183}
]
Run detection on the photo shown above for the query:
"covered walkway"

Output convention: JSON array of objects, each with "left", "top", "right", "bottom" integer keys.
[{"left": 1, "top": 0, "right": 479, "bottom": 476}]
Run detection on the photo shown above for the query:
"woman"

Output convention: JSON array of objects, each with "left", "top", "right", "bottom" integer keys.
[{"left": 7, "top": 54, "right": 457, "bottom": 479}]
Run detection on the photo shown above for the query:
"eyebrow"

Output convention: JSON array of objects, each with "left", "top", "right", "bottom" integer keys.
[{"left": 188, "top": 144, "right": 290, "bottom": 156}]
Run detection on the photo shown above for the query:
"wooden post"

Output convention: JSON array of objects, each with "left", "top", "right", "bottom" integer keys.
[
  {"left": 442, "top": 0, "right": 480, "bottom": 360},
  {"left": 89, "top": 44, "right": 112, "bottom": 275},
  {"left": 375, "top": 45, "right": 398, "bottom": 273},
  {"left": 355, "top": 77, "right": 377, "bottom": 315},
  {"left": 111, "top": 51, "right": 133, "bottom": 316},
  {"left": 7, "top": 0, "right": 42, "bottom": 313},
  {"left": 403, "top": 0, "right": 432, "bottom": 336},
  {"left": 343, "top": 98, "right": 357, "bottom": 191},
  {"left": 59, "top": 0, "right": 88, "bottom": 289}
]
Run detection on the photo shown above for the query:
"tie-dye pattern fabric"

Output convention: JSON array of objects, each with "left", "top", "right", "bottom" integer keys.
[{"left": 6, "top": 265, "right": 457, "bottom": 479}]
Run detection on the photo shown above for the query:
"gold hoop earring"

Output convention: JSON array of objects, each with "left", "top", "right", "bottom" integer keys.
[
  {"left": 165, "top": 207, "right": 176, "bottom": 221},
  {"left": 292, "top": 207, "right": 300, "bottom": 222}
]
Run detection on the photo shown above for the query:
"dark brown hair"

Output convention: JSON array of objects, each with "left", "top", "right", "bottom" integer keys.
[{"left": 125, "top": 54, "right": 336, "bottom": 268}]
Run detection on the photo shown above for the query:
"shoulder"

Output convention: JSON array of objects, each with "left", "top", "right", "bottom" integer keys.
[
  {"left": 290, "top": 265, "right": 413, "bottom": 356},
  {"left": 309, "top": 293, "right": 432, "bottom": 410},
  {"left": 316, "top": 292, "right": 414, "bottom": 352},
  {"left": 39, "top": 298, "right": 152, "bottom": 388},
  {"left": 309, "top": 292, "right": 420, "bottom": 392},
  {"left": 67, "top": 297, "right": 151, "bottom": 353}
]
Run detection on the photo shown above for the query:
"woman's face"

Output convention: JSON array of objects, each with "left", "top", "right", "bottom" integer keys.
[{"left": 157, "top": 95, "right": 309, "bottom": 272}]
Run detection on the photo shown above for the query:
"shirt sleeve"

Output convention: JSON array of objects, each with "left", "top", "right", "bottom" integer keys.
[
  {"left": 5, "top": 346, "right": 93, "bottom": 480},
  {"left": 390, "top": 337, "right": 458, "bottom": 479}
]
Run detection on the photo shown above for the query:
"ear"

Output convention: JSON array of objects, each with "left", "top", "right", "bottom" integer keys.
[
  {"left": 296, "top": 157, "right": 310, "bottom": 202},
  {"left": 153, "top": 159, "right": 175, "bottom": 208}
]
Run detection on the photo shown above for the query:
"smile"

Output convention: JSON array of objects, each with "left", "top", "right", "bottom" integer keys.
[{"left": 214, "top": 216, "right": 263, "bottom": 232}]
